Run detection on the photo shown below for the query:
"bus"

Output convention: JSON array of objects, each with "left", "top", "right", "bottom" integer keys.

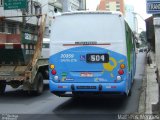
[{"left": 49, "top": 11, "right": 136, "bottom": 97}]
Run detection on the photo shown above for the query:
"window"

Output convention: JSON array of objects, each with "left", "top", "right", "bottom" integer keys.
[
  {"left": 8, "top": 23, "right": 17, "bottom": 34},
  {"left": 0, "top": 0, "right": 3, "bottom": 6},
  {"left": 116, "top": 4, "right": 120, "bottom": 7},
  {"left": 106, "top": 3, "right": 109, "bottom": 6},
  {"left": 116, "top": 1, "right": 120, "bottom": 4},
  {"left": 0, "top": 22, "right": 5, "bottom": 32},
  {"left": 42, "top": 43, "right": 49, "bottom": 48},
  {"left": 116, "top": 8, "right": 120, "bottom": 11},
  {"left": 106, "top": 5, "right": 109, "bottom": 8},
  {"left": 106, "top": 3, "right": 109, "bottom": 9}
]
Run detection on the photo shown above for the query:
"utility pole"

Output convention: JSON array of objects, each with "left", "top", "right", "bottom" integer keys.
[
  {"left": 22, "top": 0, "right": 28, "bottom": 30},
  {"left": 22, "top": 9, "right": 26, "bottom": 29}
]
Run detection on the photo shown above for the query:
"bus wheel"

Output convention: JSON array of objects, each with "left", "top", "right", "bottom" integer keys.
[
  {"left": 0, "top": 81, "right": 6, "bottom": 95},
  {"left": 131, "top": 72, "right": 134, "bottom": 85},
  {"left": 132, "top": 78, "right": 135, "bottom": 85},
  {"left": 125, "top": 89, "right": 132, "bottom": 97},
  {"left": 128, "top": 89, "right": 132, "bottom": 96}
]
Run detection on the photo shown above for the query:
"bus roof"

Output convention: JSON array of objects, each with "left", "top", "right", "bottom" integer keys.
[{"left": 55, "top": 11, "right": 123, "bottom": 17}]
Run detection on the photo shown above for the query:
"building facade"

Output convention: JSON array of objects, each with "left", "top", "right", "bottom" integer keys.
[
  {"left": 0, "top": 0, "right": 42, "bottom": 44},
  {"left": 0, "top": 0, "right": 86, "bottom": 38},
  {"left": 79, "top": 0, "right": 86, "bottom": 10},
  {"left": 124, "top": 4, "right": 135, "bottom": 32},
  {"left": 61, "top": 0, "right": 86, "bottom": 12},
  {"left": 97, "top": 0, "right": 125, "bottom": 15}
]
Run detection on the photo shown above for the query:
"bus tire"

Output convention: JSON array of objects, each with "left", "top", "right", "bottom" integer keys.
[
  {"left": 132, "top": 78, "right": 135, "bottom": 85},
  {"left": 128, "top": 89, "right": 132, "bottom": 96},
  {"left": 131, "top": 71, "right": 134, "bottom": 85},
  {"left": 125, "top": 89, "right": 132, "bottom": 97},
  {"left": 0, "top": 81, "right": 6, "bottom": 95}
]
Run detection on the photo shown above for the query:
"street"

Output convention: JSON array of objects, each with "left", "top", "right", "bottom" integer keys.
[{"left": 0, "top": 52, "right": 146, "bottom": 120}]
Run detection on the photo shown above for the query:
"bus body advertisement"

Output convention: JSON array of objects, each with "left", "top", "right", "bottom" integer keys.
[{"left": 49, "top": 11, "right": 136, "bottom": 97}]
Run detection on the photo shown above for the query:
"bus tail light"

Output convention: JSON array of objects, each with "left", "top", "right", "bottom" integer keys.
[
  {"left": 50, "top": 64, "right": 55, "bottom": 69},
  {"left": 120, "top": 64, "right": 125, "bottom": 69},
  {"left": 118, "top": 69, "right": 124, "bottom": 75},
  {"left": 50, "top": 64, "right": 57, "bottom": 75},
  {"left": 52, "top": 69, "right": 57, "bottom": 75}
]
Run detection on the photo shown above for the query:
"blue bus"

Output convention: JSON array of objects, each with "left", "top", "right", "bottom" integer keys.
[{"left": 49, "top": 11, "right": 136, "bottom": 97}]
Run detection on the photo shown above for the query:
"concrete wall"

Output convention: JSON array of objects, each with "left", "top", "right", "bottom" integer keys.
[
  {"left": 61, "top": 0, "right": 86, "bottom": 12},
  {"left": 154, "top": 18, "right": 160, "bottom": 71}
]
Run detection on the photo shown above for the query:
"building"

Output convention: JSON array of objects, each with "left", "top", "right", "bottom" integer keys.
[
  {"left": 61, "top": 0, "right": 86, "bottom": 12},
  {"left": 124, "top": 4, "right": 135, "bottom": 32},
  {"left": 39, "top": 0, "right": 63, "bottom": 37},
  {"left": 79, "top": 0, "right": 86, "bottom": 10},
  {"left": 145, "top": 16, "right": 155, "bottom": 51},
  {"left": 0, "top": 0, "right": 86, "bottom": 39},
  {"left": 0, "top": 0, "right": 42, "bottom": 44},
  {"left": 97, "top": 0, "right": 125, "bottom": 15}
]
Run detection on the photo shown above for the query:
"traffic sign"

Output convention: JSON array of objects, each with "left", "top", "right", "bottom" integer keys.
[
  {"left": 146, "top": 0, "right": 160, "bottom": 14},
  {"left": 4, "top": 0, "right": 27, "bottom": 10}
]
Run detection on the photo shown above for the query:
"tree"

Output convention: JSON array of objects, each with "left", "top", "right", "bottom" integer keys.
[{"left": 139, "top": 31, "right": 147, "bottom": 42}]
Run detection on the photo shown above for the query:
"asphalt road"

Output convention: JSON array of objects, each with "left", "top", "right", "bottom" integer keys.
[{"left": 0, "top": 52, "right": 146, "bottom": 120}]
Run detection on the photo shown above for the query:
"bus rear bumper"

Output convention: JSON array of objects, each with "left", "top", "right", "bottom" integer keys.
[{"left": 49, "top": 80, "right": 128, "bottom": 95}]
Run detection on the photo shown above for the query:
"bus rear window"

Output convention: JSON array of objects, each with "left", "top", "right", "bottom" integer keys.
[{"left": 51, "top": 14, "right": 124, "bottom": 43}]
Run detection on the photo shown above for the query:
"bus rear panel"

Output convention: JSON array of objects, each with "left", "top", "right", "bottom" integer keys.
[{"left": 49, "top": 12, "right": 131, "bottom": 96}]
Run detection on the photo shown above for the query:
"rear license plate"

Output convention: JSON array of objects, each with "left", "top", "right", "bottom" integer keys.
[
  {"left": 77, "top": 86, "right": 96, "bottom": 89},
  {"left": 86, "top": 54, "right": 109, "bottom": 63},
  {"left": 80, "top": 72, "right": 93, "bottom": 77}
]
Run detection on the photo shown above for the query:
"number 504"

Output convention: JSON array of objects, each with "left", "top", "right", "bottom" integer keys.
[{"left": 91, "top": 55, "right": 105, "bottom": 62}]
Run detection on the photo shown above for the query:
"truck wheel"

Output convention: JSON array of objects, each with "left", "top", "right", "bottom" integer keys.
[
  {"left": 30, "top": 73, "right": 44, "bottom": 96},
  {"left": 0, "top": 81, "right": 6, "bottom": 95}
]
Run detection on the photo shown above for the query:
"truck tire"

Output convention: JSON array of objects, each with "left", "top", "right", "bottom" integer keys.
[
  {"left": 0, "top": 81, "right": 6, "bottom": 95},
  {"left": 35, "top": 73, "right": 44, "bottom": 95},
  {"left": 30, "top": 73, "right": 44, "bottom": 96}
]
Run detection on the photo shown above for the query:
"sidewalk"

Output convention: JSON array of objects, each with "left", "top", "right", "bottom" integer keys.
[
  {"left": 143, "top": 51, "right": 160, "bottom": 120},
  {"left": 138, "top": 52, "right": 160, "bottom": 120},
  {"left": 145, "top": 52, "right": 159, "bottom": 115}
]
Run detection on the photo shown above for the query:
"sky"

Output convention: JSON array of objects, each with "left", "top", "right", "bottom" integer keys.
[
  {"left": 86, "top": 0, "right": 151, "bottom": 32},
  {"left": 125, "top": 0, "right": 150, "bottom": 32}
]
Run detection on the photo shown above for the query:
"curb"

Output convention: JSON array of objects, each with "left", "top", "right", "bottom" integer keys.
[
  {"left": 138, "top": 59, "right": 146, "bottom": 114},
  {"left": 145, "top": 64, "right": 158, "bottom": 114}
]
